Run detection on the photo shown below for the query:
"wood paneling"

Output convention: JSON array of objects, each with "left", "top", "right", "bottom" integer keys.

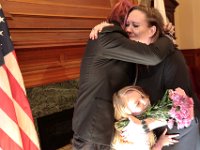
[
  {"left": 16, "top": 45, "right": 85, "bottom": 88},
  {"left": 0, "top": 0, "right": 113, "bottom": 87},
  {"left": 182, "top": 49, "right": 200, "bottom": 97}
]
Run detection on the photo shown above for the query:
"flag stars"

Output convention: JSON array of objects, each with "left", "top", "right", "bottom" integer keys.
[
  {"left": 0, "top": 16, "right": 4, "bottom": 23},
  {"left": 0, "top": 30, "right": 3, "bottom": 36}
]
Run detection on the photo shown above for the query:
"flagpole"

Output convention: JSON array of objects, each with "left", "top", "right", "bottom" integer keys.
[{"left": 154, "top": 0, "right": 168, "bottom": 25}]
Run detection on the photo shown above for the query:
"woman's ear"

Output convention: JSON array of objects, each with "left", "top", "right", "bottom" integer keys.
[{"left": 148, "top": 25, "right": 156, "bottom": 38}]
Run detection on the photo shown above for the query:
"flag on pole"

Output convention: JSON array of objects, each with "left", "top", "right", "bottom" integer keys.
[
  {"left": 154, "top": 0, "right": 176, "bottom": 44},
  {"left": 154, "top": 0, "right": 168, "bottom": 24},
  {"left": 0, "top": 5, "right": 40, "bottom": 150},
  {"left": 138, "top": 0, "right": 151, "bottom": 7}
]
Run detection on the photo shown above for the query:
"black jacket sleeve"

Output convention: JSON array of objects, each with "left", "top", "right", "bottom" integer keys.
[{"left": 99, "top": 26, "right": 175, "bottom": 65}]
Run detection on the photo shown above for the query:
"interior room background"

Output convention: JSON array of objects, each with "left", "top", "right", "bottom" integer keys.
[{"left": 0, "top": 0, "right": 199, "bottom": 149}]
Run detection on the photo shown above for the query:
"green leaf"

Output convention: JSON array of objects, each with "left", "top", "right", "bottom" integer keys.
[{"left": 114, "top": 119, "right": 130, "bottom": 131}]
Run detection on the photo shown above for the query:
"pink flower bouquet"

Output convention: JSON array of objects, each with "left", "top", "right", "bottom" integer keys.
[
  {"left": 115, "top": 88, "right": 194, "bottom": 130},
  {"left": 167, "top": 88, "right": 194, "bottom": 129}
]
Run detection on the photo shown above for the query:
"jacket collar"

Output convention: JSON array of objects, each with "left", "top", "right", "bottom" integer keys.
[{"left": 101, "top": 23, "right": 128, "bottom": 37}]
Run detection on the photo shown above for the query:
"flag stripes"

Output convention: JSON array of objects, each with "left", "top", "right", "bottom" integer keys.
[
  {"left": 0, "top": 110, "right": 23, "bottom": 150},
  {"left": 0, "top": 66, "right": 23, "bottom": 149},
  {"left": 4, "top": 51, "right": 26, "bottom": 93},
  {"left": 154, "top": 0, "right": 168, "bottom": 24},
  {"left": 0, "top": 128, "right": 23, "bottom": 150},
  {"left": 0, "top": 5, "right": 40, "bottom": 150}
]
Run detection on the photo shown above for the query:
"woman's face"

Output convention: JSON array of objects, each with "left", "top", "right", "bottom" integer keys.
[
  {"left": 125, "top": 10, "right": 153, "bottom": 44},
  {"left": 126, "top": 90, "right": 150, "bottom": 116}
]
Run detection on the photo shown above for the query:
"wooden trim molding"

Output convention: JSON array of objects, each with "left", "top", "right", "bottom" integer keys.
[{"left": 181, "top": 49, "right": 200, "bottom": 67}]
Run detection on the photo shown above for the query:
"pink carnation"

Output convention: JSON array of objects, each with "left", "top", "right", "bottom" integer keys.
[{"left": 167, "top": 88, "right": 194, "bottom": 129}]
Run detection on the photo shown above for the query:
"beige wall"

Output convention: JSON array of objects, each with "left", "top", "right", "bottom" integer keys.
[{"left": 175, "top": 0, "right": 200, "bottom": 49}]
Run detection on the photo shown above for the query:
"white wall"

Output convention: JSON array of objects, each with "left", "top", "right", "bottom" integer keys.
[{"left": 175, "top": 0, "right": 200, "bottom": 49}]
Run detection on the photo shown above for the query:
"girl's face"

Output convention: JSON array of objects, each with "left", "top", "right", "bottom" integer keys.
[
  {"left": 126, "top": 90, "right": 150, "bottom": 116},
  {"left": 125, "top": 10, "right": 154, "bottom": 45}
]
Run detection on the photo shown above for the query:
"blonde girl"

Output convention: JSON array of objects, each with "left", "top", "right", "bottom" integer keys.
[{"left": 112, "top": 86, "right": 179, "bottom": 150}]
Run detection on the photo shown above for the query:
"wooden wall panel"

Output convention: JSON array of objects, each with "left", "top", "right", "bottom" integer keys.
[
  {"left": 1, "top": 0, "right": 111, "bottom": 48},
  {"left": 0, "top": 0, "right": 114, "bottom": 87},
  {"left": 9, "top": 0, "right": 111, "bottom": 7},
  {"left": 16, "top": 45, "right": 85, "bottom": 87},
  {"left": 182, "top": 49, "right": 200, "bottom": 98}
]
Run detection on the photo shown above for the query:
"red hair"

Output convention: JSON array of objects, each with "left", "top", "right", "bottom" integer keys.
[{"left": 107, "top": 0, "right": 137, "bottom": 28}]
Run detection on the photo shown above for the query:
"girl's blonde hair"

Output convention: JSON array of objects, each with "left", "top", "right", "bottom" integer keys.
[
  {"left": 113, "top": 85, "right": 150, "bottom": 121},
  {"left": 112, "top": 86, "right": 155, "bottom": 150}
]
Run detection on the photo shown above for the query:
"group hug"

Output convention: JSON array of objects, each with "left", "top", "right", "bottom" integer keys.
[{"left": 72, "top": 0, "right": 200, "bottom": 150}]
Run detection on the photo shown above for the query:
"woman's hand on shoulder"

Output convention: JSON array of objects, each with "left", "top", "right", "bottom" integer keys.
[
  {"left": 163, "top": 22, "right": 175, "bottom": 37},
  {"left": 163, "top": 22, "right": 177, "bottom": 44},
  {"left": 89, "top": 21, "right": 114, "bottom": 40}
]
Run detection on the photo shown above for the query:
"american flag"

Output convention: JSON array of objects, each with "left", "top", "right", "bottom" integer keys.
[
  {"left": 0, "top": 5, "right": 40, "bottom": 150},
  {"left": 154, "top": 0, "right": 168, "bottom": 24}
]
